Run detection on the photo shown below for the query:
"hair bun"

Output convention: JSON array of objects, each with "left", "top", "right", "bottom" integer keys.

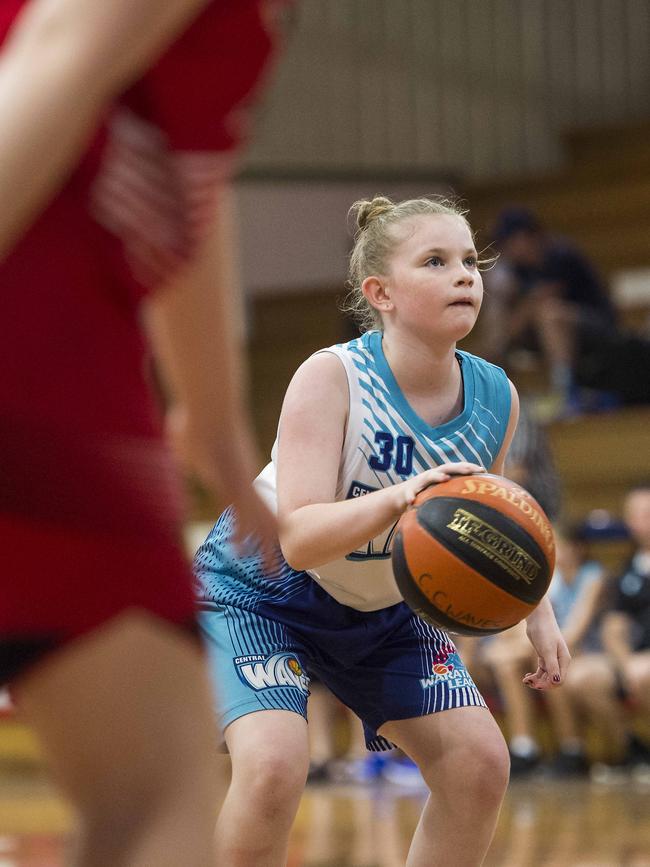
[{"left": 352, "top": 196, "right": 394, "bottom": 231}]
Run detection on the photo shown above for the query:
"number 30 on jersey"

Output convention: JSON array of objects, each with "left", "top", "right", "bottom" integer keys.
[{"left": 369, "top": 432, "right": 414, "bottom": 476}]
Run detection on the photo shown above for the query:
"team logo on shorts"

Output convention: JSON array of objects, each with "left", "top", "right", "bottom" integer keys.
[
  {"left": 420, "top": 651, "right": 476, "bottom": 691},
  {"left": 234, "top": 653, "right": 310, "bottom": 694}
]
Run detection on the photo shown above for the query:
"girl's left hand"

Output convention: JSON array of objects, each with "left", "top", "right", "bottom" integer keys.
[{"left": 522, "top": 598, "right": 571, "bottom": 690}]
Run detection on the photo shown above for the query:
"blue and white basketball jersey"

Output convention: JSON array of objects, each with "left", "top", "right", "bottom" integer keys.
[{"left": 196, "top": 330, "right": 511, "bottom": 613}]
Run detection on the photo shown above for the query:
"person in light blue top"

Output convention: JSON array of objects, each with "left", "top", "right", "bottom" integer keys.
[
  {"left": 195, "top": 194, "right": 569, "bottom": 866},
  {"left": 549, "top": 528, "right": 605, "bottom": 646}
]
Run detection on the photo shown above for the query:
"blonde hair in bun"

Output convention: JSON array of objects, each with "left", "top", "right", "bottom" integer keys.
[{"left": 353, "top": 196, "right": 395, "bottom": 231}]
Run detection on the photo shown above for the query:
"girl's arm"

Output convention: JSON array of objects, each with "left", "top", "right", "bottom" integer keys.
[
  {"left": 276, "top": 353, "right": 482, "bottom": 571},
  {"left": 0, "top": 0, "right": 208, "bottom": 257}
]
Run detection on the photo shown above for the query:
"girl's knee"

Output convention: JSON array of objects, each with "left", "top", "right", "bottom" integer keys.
[
  {"left": 420, "top": 727, "right": 510, "bottom": 804},
  {"left": 235, "top": 749, "right": 308, "bottom": 811},
  {"left": 227, "top": 711, "right": 309, "bottom": 798},
  {"left": 471, "top": 731, "right": 511, "bottom": 797}
]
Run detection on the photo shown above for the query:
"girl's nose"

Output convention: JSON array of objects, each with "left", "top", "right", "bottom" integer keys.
[{"left": 454, "top": 270, "right": 474, "bottom": 287}]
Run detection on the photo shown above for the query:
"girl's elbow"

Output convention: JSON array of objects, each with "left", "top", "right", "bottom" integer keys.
[{"left": 278, "top": 536, "right": 307, "bottom": 572}]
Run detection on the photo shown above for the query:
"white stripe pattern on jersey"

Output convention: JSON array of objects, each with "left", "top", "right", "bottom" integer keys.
[{"left": 90, "top": 108, "right": 235, "bottom": 289}]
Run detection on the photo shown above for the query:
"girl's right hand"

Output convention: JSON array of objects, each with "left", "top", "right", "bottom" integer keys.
[{"left": 393, "top": 462, "right": 485, "bottom": 512}]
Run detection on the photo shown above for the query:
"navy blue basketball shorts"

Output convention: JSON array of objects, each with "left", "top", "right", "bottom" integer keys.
[{"left": 198, "top": 580, "right": 486, "bottom": 751}]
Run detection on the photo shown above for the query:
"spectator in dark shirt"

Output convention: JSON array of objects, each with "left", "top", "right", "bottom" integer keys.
[
  {"left": 541, "top": 296, "right": 650, "bottom": 407},
  {"left": 482, "top": 207, "right": 618, "bottom": 414}
]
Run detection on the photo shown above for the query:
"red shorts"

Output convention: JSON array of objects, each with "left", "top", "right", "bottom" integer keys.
[
  {"left": 0, "top": 515, "right": 198, "bottom": 682},
  {"left": 0, "top": 420, "right": 198, "bottom": 684}
]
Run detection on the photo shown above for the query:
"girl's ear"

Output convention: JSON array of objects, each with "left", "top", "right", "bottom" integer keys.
[{"left": 362, "top": 276, "right": 393, "bottom": 313}]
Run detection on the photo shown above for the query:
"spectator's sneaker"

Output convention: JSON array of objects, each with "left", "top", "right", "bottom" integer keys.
[
  {"left": 306, "top": 761, "right": 331, "bottom": 785},
  {"left": 629, "top": 735, "right": 650, "bottom": 765},
  {"left": 547, "top": 748, "right": 589, "bottom": 778},
  {"left": 509, "top": 751, "right": 540, "bottom": 777},
  {"left": 381, "top": 756, "right": 427, "bottom": 789}
]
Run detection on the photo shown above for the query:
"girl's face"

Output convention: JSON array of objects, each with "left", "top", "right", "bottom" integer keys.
[{"left": 382, "top": 214, "right": 483, "bottom": 340}]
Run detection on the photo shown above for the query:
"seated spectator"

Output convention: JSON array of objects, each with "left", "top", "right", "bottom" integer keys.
[
  {"left": 539, "top": 295, "right": 650, "bottom": 407},
  {"left": 543, "top": 526, "right": 623, "bottom": 776},
  {"left": 600, "top": 482, "right": 650, "bottom": 777},
  {"left": 482, "top": 207, "right": 619, "bottom": 414}
]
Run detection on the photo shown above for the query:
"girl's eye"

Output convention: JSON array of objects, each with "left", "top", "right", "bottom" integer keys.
[
  {"left": 464, "top": 256, "right": 478, "bottom": 267},
  {"left": 426, "top": 256, "right": 443, "bottom": 267}
]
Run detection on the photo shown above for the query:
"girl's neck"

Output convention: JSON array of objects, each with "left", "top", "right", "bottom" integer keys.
[
  {"left": 381, "top": 328, "right": 458, "bottom": 395},
  {"left": 380, "top": 328, "right": 464, "bottom": 427}
]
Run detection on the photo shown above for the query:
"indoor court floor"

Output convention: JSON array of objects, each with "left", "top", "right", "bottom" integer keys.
[{"left": 1, "top": 764, "right": 649, "bottom": 866}]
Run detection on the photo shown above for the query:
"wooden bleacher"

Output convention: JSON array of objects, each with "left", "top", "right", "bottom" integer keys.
[{"left": 548, "top": 406, "right": 650, "bottom": 519}]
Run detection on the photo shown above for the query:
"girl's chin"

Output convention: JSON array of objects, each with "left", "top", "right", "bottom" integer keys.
[
  {"left": 442, "top": 311, "right": 479, "bottom": 337},
  {"left": 396, "top": 309, "right": 479, "bottom": 342},
  {"left": 407, "top": 325, "right": 476, "bottom": 346}
]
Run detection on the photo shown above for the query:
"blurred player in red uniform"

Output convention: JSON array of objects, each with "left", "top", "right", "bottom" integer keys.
[{"left": 0, "top": 1, "right": 287, "bottom": 863}]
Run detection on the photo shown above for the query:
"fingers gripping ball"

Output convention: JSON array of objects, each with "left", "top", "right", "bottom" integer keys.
[{"left": 392, "top": 474, "right": 555, "bottom": 636}]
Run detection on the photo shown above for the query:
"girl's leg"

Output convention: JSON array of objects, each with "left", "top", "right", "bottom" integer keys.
[
  {"left": 217, "top": 709, "right": 310, "bottom": 867},
  {"left": 16, "top": 611, "right": 222, "bottom": 867},
  {"left": 380, "top": 707, "right": 510, "bottom": 867}
]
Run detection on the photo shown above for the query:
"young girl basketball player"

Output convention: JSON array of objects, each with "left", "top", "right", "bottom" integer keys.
[{"left": 195, "top": 195, "right": 571, "bottom": 866}]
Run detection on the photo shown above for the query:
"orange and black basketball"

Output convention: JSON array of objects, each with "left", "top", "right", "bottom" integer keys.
[{"left": 392, "top": 473, "right": 555, "bottom": 636}]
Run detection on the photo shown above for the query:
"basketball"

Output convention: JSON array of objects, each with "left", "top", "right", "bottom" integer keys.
[{"left": 392, "top": 473, "right": 556, "bottom": 636}]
